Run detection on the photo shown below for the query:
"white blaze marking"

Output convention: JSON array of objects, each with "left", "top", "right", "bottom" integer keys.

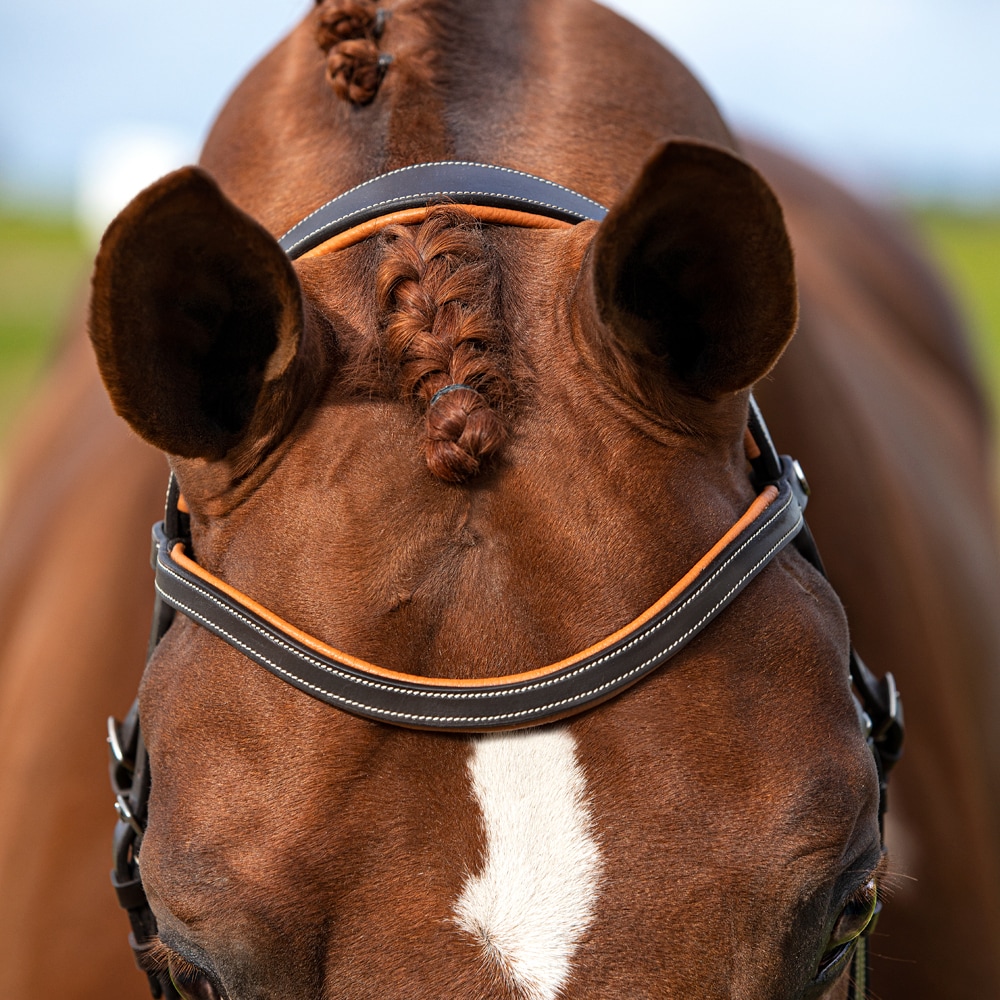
[{"left": 454, "top": 728, "right": 603, "bottom": 1000}]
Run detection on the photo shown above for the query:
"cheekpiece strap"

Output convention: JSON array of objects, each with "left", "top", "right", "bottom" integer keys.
[{"left": 107, "top": 479, "right": 189, "bottom": 999}]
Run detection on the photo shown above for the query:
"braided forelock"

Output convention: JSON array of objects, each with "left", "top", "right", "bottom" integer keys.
[{"left": 366, "top": 207, "right": 513, "bottom": 482}]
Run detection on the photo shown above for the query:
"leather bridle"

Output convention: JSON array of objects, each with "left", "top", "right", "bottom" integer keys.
[{"left": 108, "top": 162, "right": 903, "bottom": 999}]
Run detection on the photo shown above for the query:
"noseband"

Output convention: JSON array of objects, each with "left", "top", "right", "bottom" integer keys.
[{"left": 108, "top": 162, "right": 903, "bottom": 999}]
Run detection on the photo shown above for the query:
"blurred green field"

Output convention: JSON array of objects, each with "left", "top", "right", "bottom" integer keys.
[
  {"left": 913, "top": 208, "right": 1000, "bottom": 415},
  {"left": 0, "top": 207, "right": 88, "bottom": 445},
  {"left": 0, "top": 202, "right": 998, "bottom": 454}
]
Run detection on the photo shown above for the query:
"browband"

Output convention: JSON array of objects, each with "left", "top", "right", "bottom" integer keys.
[
  {"left": 151, "top": 449, "right": 808, "bottom": 732},
  {"left": 278, "top": 160, "right": 608, "bottom": 259}
]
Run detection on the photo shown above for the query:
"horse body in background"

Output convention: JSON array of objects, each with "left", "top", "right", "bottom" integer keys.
[{"left": 0, "top": 1, "right": 998, "bottom": 997}]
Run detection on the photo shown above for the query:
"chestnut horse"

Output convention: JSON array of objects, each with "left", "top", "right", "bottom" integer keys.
[{"left": 1, "top": 1, "right": 999, "bottom": 998}]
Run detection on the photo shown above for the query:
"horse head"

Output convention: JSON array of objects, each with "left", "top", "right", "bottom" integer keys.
[{"left": 89, "top": 2, "right": 884, "bottom": 997}]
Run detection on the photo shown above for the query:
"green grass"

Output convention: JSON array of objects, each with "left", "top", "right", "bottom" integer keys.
[
  {"left": 0, "top": 207, "right": 89, "bottom": 444},
  {"left": 910, "top": 208, "right": 1000, "bottom": 415}
]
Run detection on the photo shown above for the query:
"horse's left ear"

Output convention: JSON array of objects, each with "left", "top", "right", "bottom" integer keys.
[
  {"left": 89, "top": 166, "right": 319, "bottom": 470},
  {"left": 586, "top": 139, "right": 797, "bottom": 402}
]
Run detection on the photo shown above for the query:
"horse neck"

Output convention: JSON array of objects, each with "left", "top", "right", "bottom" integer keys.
[{"left": 199, "top": 0, "right": 735, "bottom": 228}]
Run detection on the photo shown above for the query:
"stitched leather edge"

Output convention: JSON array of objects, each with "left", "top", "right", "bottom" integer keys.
[
  {"left": 297, "top": 205, "right": 575, "bottom": 259},
  {"left": 152, "top": 478, "right": 803, "bottom": 731},
  {"left": 278, "top": 161, "right": 608, "bottom": 258}
]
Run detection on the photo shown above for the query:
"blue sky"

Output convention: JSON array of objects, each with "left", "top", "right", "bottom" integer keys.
[{"left": 1, "top": 0, "right": 998, "bottom": 206}]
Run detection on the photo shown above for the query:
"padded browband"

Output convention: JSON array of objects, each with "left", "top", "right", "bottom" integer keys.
[
  {"left": 151, "top": 460, "right": 806, "bottom": 731},
  {"left": 278, "top": 160, "right": 608, "bottom": 259}
]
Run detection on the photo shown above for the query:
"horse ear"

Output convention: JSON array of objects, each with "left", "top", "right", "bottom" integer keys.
[
  {"left": 89, "top": 167, "right": 316, "bottom": 464},
  {"left": 587, "top": 139, "right": 797, "bottom": 402}
]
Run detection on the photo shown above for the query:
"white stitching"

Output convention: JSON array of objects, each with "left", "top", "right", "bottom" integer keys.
[
  {"left": 154, "top": 585, "right": 413, "bottom": 719},
  {"left": 283, "top": 161, "right": 606, "bottom": 231},
  {"left": 283, "top": 192, "right": 589, "bottom": 255},
  {"left": 157, "top": 489, "right": 791, "bottom": 700},
  {"left": 155, "top": 508, "right": 800, "bottom": 725},
  {"left": 155, "top": 492, "right": 800, "bottom": 724},
  {"left": 279, "top": 161, "right": 607, "bottom": 253}
]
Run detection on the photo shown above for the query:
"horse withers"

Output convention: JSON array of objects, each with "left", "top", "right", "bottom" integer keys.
[{"left": 0, "top": 1, "right": 998, "bottom": 998}]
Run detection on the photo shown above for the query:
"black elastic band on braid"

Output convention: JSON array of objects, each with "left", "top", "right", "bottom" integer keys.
[{"left": 429, "top": 383, "right": 477, "bottom": 407}]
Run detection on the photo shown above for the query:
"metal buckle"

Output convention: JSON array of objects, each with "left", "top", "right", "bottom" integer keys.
[
  {"left": 872, "top": 672, "right": 899, "bottom": 739},
  {"left": 791, "top": 459, "right": 810, "bottom": 498},
  {"left": 115, "top": 795, "right": 145, "bottom": 838},
  {"left": 107, "top": 715, "right": 132, "bottom": 769},
  {"left": 871, "top": 671, "right": 904, "bottom": 771}
]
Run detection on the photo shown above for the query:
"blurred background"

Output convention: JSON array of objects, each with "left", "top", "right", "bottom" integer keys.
[{"left": 1, "top": 0, "right": 998, "bottom": 461}]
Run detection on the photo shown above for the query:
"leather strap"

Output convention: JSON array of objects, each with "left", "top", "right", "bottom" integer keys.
[
  {"left": 151, "top": 462, "right": 806, "bottom": 731},
  {"left": 277, "top": 161, "right": 608, "bottom": 259},
  {"left": 107, "top": 476, "right": 189, "bottom": 998},
  {"left": 295, "top": 205, "right": 574, "bottom": 260},
  {"left": 109, "top": 701, "right": 171, "bottom": 998}
]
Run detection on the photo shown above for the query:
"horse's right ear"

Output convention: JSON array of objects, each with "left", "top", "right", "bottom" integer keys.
[{"left": 89, "top": 167, "right": 318, "bottom": 466}]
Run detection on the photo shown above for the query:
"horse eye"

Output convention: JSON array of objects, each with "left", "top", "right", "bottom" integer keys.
[
  {"left": 813, "top": 879, "right": 879, "bottom": 983},
  {"left": 168, "top": 959, "right": 221, "bottom": 1000},
  {"left": 833, "top": 878, "right": 879, "bottom": 943}
]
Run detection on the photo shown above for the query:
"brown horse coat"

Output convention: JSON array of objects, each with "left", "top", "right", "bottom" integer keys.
[{"left": 1, "top": 1, "right": 998, "bottom": 997}]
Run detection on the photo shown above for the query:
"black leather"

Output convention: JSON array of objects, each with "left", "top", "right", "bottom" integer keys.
[
  {"left": 278, "top": 161, "right": 608, "bottom": 259},
  {"left": 151, "top": 469, "right": 805, "bottom": 731}
]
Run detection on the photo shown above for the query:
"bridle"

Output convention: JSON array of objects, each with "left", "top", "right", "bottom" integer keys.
[{"left": 108, "top": 162, "right": 904, "bottom": 999}]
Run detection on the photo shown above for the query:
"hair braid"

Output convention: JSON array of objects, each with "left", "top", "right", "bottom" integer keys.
[
  {"left": 314, "top": 0, "right": 391, "bottom": 105},
  {"left": 375, "top": 208, "right": 513, "bottom": 483}
]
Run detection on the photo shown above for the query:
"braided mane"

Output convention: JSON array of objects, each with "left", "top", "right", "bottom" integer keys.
[{"left": 314, "top": 0, "right": 392, "bottom": 105}]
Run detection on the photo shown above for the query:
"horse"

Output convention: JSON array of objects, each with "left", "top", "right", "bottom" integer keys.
[{"left": 0, "top": 1, "right": 998, "bottom": 997}]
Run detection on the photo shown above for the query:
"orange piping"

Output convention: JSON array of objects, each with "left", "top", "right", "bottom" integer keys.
[
  {"left": 298, "top": 205, "right": 574, "bottom": 260},
  {"left": 168, "top": 485, "right": 779, "bottom": 690}
]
